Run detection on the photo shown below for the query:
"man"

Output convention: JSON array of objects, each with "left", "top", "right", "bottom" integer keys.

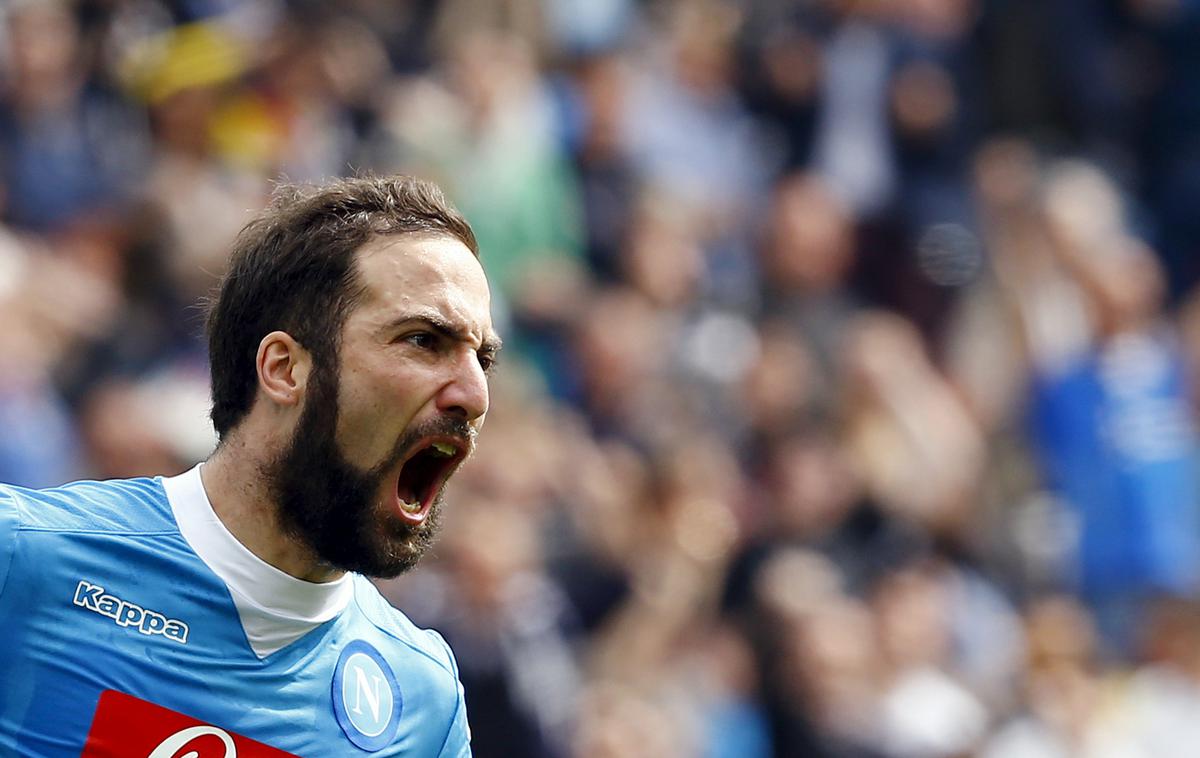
[{"left": 0, "top": 175, "right": 501, "bottom": 756}]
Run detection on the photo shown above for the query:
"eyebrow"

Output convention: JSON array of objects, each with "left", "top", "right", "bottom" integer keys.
[{"left": 387, "top": 311, "right": 503, "bottom": 354}]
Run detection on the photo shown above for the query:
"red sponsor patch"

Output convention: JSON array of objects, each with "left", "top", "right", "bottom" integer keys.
[{"left": 81, "top": 690, "right": 300, "bottom": 757}]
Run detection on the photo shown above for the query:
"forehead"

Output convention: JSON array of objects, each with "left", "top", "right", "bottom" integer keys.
[{"left": 350, "top": 234, "right": 493, "bottom": 333}]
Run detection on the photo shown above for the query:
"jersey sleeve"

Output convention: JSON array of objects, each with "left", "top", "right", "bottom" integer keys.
[
  {"left": 436, "top": 676, "right": 472, "bottom": 758},
  {"left": 428, "top": 629, "right": 472, "bottom": 758},
  {"left": 0, "top": 487, "right": 18, "bottom": 599}
]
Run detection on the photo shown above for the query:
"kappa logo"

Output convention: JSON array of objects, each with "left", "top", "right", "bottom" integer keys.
[
  {"left": 331, "top": 640, "right": 402, "bottom": 752},
  {"left": 73, "top": 579, "right": 190, "bottom": 644}
]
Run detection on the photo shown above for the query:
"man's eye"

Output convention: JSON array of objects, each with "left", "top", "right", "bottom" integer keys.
[
  {"left": 478, "top": 352, "right": 497, "bottom": 373},
  {"left": 405, "top": 332, "right": 437, "bottom": 350}
]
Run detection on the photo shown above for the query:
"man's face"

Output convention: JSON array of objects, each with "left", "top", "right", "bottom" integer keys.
[{"left": 270, "top": 234, "right": 499, "bottom": 578}]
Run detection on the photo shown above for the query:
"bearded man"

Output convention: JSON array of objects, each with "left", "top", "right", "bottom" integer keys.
[{"left": 0, "top": 175, "right": 500, "bottom": 757}]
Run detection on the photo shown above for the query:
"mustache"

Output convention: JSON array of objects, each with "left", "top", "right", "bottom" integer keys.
[{"left": 372, "top": 416, "right": 477, "bottom": 476}]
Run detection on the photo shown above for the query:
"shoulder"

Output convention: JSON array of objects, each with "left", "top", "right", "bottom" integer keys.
[
  {"left": 0, "top": 476, "right": 175, "bottom": 535},
  {"left": 338, "top": 578, "right": 472, "bottom": 753},
  {"left": 349, "top": 575, "right": 459, "bottom": 677}
]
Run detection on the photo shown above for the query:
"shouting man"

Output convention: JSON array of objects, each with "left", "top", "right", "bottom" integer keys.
[{"left": 0, "top": 175, "right": 500, "bottom": 756}]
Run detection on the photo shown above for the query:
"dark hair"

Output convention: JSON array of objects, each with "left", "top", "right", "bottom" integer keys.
[{"left": 206, "top": 174, "right": 478, "bottom": 439}]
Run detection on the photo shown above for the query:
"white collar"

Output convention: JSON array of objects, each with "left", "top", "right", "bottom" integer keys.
[{"left": 162, "top": 464, "right": 353, "bottom": 658}]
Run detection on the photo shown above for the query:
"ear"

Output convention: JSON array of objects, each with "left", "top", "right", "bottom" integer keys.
[{"left": 256, "top": 331, "right": 312, "bottom": 408}]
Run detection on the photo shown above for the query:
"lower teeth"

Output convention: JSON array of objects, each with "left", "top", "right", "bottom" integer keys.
[{"left": 401, "top": 500, "right": 421, "bottom": 514}]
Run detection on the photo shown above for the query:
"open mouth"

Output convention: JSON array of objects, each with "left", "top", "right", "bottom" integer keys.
[{"left": 394, "top": 438, "right": 467, "bottom": 523}]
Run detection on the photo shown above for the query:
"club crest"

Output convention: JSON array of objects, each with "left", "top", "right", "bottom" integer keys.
[{"left": 331, "top": 640, "right": 402, "bottom": 751}]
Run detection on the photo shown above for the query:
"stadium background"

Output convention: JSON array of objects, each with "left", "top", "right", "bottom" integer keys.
[{"left": 2, "top": 0, "right": 1200, "bottom": 755}]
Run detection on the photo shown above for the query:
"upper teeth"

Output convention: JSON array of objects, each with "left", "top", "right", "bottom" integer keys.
[
  {"left": 400, "top": 500, "right": 422, "bottom": 514},
  {"left": 431, "top": 442, "right": 456, "bottom": 457}
]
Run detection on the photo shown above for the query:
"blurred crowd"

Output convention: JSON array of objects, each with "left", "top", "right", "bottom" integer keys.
[{"left": 3, "top": 0, "right": 1200, "bottom": 756}]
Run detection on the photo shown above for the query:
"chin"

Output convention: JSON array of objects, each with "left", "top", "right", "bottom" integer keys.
[{"left": 338, "top": 501, "right": 443, "bottom": 579}]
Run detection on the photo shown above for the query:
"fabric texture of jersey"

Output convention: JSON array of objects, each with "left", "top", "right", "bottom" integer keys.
[{"left": 0, "top": 472, "right": 472, "bottom": 757}]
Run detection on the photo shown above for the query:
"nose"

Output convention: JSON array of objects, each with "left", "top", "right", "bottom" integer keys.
[{"left": 436, "top": 349, "right": 490, "bottom": 422}]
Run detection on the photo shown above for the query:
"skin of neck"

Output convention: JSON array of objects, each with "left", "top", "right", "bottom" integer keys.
[{"left": 200, "top": 401, "right": 344, "bottom": 585}]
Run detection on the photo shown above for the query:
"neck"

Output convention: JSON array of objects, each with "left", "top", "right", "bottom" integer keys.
[{"left": 201, "top": 437, "right": 345, "bottom": 584}]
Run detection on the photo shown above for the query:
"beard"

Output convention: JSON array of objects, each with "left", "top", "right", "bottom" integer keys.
[{"left": 267, "top": 363, "right": 469, "bottom": 579}]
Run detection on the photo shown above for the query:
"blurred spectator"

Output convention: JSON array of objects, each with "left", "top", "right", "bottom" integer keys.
[
  {"left": 991, "top": 159, "right": 1200, "bottom": 648},
  {"left": 981, "top": 595, "right": 1103, "bottom": 758},
  {"left": 384, "top": 28, "right": 583, "bottom": 311},
  {"left": 759, "top": 171, "right": 860, "bottom": 378},
  {"left": 0, "top": 1, "right": 149, "bottom": 232}
]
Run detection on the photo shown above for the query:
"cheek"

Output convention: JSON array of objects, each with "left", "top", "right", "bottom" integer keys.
[{"left": 333, "top": 367, "right": 427, "bottom": 463}]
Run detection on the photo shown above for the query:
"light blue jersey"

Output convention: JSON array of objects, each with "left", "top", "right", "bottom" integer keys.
[{"left": 0, "top": 472, "right": 472, "bottom": 757}]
